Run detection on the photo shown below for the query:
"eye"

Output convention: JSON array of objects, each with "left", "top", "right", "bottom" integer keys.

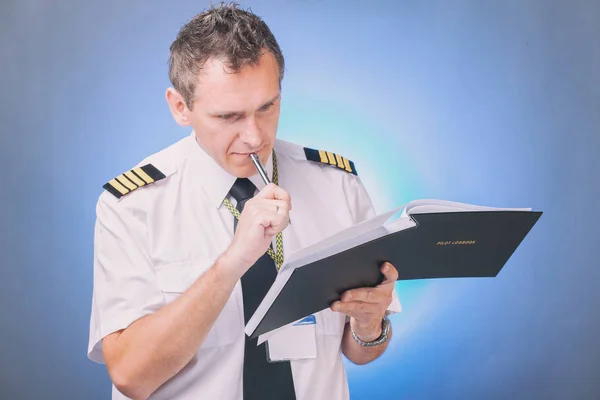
[{"left": 219, "top": 114, "right": 235, "bottom": 120}]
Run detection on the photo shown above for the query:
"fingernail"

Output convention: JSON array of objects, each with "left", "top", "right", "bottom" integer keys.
[
  {"left": 331, "top": 302, "right": 339, "bottom": 311},
  {"left": 383, "top": 263, "right": 390, "bottom": 272},
  {"left": 345, "top": 291, "right": 352, "bottom": 300}
]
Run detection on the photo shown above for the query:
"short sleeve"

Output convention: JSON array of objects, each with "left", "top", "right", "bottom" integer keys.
[
  {"left": 87, "top": 195, "right": 165, "bottom": 364},
  {"left": 342, "top": 173, "right": 402, "bottom": 317},
  {"left": 343, "top": 173, "right": 377, "bottom": 225}
]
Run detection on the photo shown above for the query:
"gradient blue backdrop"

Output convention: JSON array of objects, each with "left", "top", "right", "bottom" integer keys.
[{"left": 1, "top": 1, "right": 599, "bottom": 399}]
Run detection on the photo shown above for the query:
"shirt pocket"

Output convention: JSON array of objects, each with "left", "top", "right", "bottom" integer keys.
[
  {"left": 314, "top": 308, "right": 346, "bottom": 337},
  {"left": 155, "top": 261, "right": 243, "bottom": 349}
]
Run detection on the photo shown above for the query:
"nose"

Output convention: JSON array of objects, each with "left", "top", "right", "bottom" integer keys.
[{"left": 239, "top": 116, "right": 262, "bottom": 149}]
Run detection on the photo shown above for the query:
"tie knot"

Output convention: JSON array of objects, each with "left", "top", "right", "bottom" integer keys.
[{"left": 229, "top": 178, "right": 257, "bottom": 204}]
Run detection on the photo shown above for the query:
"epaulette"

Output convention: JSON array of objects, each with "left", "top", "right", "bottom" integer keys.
[
  {"left": 303, "top": 147, "right": 358, "bottom": 175},
  {"left": 102, "top": 164, "right": 167, "bottom": 199}
]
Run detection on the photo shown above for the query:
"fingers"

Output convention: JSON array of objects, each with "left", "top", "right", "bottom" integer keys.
[
  {"left": 331, "top": 300, "right": 381, "bottom": 316},
  {"left": 243, "top": 190, "right": 291, "bottom": 233},
  {"left": 329, "top": 262, "right": 398, "bottom": 318},
  {"left": 255, "top": 183, "right": 292, "bottom": 210},
  {"left": 252, "top": 199, "right": 290, "bottom": 217},
  {"left": 244, "top": 205, "right": 288, "bottom": 236},
  {"left": 340, "top": 287, "right": 389, "bottom": 304},
  {"left": 264, "top": 215, "right": 288, "bottom": 235},
  {"left": 379, "top": 262, "right": 399, "bottom": 284}
]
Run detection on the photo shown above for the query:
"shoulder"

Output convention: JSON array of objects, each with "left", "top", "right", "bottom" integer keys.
[
  {"left": 275, "top": 139, "right": 375, "bottom": 222},
  {"left": 274, "top": 139, "right": 359, "bottom": 176},
  {"left": 97, "top": 135, "right": 190, "bottom": 206}
]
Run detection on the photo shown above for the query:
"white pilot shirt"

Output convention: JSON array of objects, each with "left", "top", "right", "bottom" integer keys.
[{"left": 88, "top": 131, "right": 402, "bottom": 400}]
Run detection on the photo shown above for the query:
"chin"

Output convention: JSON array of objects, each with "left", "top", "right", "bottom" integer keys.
[
  {"left": 224, "top": 158, "right": 255, "bottom": 178},
  {"left": 236, "top": 166, "right": 257, "bottom": 178}
]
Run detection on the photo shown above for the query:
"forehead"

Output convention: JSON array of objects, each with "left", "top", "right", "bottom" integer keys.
[{"left": 194, "top": 52, "right": 280, "bottom": 111}]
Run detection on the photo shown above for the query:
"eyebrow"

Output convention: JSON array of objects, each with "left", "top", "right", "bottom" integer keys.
[{"left": 209, "top": 93, "right": 281, "bottom": 117}]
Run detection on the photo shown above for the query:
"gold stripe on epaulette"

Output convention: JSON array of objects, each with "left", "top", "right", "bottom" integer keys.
[
  {"left": 108, "top": 179, "right": 129, "bottom": 196},
  {"left": 318, "top": 150, "right": 328, "bottom": 164},
  {"left": 103, "top": 163, "right": 167, "bottom": 199},
  {"left": 334, "top": 153, "right": 344, "bottom": 169},
  {"left": 125, "top": 171, "right": 145, "bottom": 187},
  {"left": 134, "top": 167, "right": 154, "bottom": 184},
  {"left": 303, "top": 147, "right": 358, "bottom": 176},
  {"left": 326, "top": 151, "right": 336, "bottom": 165},
  {"left": 342, "top": 157, "right": 353, "bottom": 173},
  {"left": 116, "top": 174, "right": 137, "bottom": 190}
]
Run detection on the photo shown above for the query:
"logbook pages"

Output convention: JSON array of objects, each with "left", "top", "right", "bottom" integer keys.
[{"left": 246, "top": 199, "right": 533, "bottom": 341}]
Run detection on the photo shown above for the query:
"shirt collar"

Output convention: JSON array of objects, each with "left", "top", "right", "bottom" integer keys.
[{"left": 185, "top": 131, "right": 274, "bottom": 209}]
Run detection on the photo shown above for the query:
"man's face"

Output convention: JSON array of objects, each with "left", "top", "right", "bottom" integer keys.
[{"left": 186, "top": 52, "right": 281, "bottom": 178}]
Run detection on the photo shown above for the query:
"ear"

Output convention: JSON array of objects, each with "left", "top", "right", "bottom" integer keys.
[{"left": 166, "top": 88, "right": 192, "bottom": 126}]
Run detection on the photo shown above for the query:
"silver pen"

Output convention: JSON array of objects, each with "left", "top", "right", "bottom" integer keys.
[
  {"left": 249, "top": 152, "right": 291, "bottom": 224},
  {"left": 249, "top": 153, "right": 271, "bottom": 184}
]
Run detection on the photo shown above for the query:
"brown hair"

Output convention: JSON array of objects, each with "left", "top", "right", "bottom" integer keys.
[{"left": 168, "top": 2, "right": 285, "bottom": 109}]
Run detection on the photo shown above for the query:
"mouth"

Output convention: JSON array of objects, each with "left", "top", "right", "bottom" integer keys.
[{"left": 231, "top": 147, "right": 266, "bottom": 157}]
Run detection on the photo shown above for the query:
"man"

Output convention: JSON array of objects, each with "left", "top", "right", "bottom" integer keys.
[{"left": 88, "top": 3, "right": 401, "bottom": 400}]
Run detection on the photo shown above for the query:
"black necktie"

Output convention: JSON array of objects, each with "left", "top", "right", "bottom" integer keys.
[{"left": 229, "top": 178, "right": 296, "bottom": 400}]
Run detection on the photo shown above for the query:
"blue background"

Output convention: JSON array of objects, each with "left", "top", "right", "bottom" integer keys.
[{"left": 1, "top": 0, "right": 599, "bottom": 399}]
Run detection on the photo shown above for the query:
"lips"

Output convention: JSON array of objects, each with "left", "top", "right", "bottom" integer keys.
[{"left": 232, "top": 148, "right": 265, "bottom": 156}]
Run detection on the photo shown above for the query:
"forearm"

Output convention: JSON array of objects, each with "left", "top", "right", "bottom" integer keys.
[
  {"left": 104, "top": 254, "right": 241, "bottom": 399},
  {"left": 341, "top": 318, "right": 391, "bottom": 365}
]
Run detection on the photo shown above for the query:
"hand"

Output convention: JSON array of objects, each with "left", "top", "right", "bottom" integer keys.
[
  {"left": 331, "top": 262, "right": 398, "bottom": 341},
  {"left": 222, "top": 183, "right": 291, "bottom": 276}
]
